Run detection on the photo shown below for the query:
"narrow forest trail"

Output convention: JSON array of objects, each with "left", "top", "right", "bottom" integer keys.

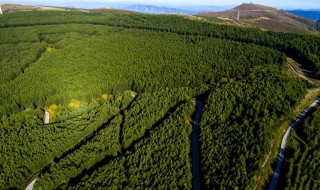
[
  {"left": 66, "top": 100, "right": 189, "bottom": 188},
  {"left": 268, "top": 97, "right": 320, "bottom": 190},
  {"left": 287, "top": 62, "right": 314, "bottom": 84},
  {"left": 115, "top": 99, "right": 205, "bottom": 190},
  {"left": 287, "top": 57, "right": 320, "bottom": 85},
  {"left": 192, "top": 100, "right": 203, "bottom": 190}
]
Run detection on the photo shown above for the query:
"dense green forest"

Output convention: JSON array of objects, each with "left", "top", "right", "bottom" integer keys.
[
  {"left": 0, "top": 9, "right": 319, "bottom": 189},
  {"left": 277, "top": 104, "right": 320, "bottom": 189},
  {"left": 69, "top": 100, "right": 195, "bottom": 190},
  {"left": 0, "top": 92, "right": 134, "bottom": 189},
  {"left": 0, "top": 11, "right": 319, "bottom": 75},
  {"left": 0, "top": 23, "right": 288, "bottom": 117},
  {"left": 33, "top": 88, "right": 203, "bottom": 189},
  {"left": 200, "top": 66, "right": 308, "bottom": 189}
]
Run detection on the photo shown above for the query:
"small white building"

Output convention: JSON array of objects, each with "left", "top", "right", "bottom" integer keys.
[{"left": 44, "top": 111, "right": 50, "bottom": 124}]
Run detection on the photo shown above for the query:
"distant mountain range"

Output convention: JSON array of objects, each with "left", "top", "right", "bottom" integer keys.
[
  {"left": 116, "top": 4, "right": 232, "bottom": 14},
  {"left": 3, "top": 1, "right": 320, "bottom": 19},
  {"left": 2, "top": 1, "right": 232, "bottom": 14},
  {"left": 2, "top": 1, "right": 319, "bottom": 33},
  {"left": 287, "top": 10, "right": 320, "bottom": 21}
]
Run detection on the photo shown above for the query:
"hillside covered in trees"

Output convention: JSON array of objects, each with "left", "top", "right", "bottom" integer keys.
[
  {"left": 0, "top": 8, "right": 319, "bottom": 190},
  {"left": 277, "top": 105, "right": 320, "bottom": 189}
]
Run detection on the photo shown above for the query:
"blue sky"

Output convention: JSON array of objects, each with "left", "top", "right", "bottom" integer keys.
[{"left": 1, "top": 0, "right": 319, "bottom": 9}]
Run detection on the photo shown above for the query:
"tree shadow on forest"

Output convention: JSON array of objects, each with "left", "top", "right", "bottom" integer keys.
[{"left": 65, "top": 100, "right": 188, "bottom": 188}]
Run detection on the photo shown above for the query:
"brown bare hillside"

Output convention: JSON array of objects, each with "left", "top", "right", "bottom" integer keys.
[
  {"left": 93, "top": 8, "right": 136, "bottom": 14},
  {"left": 0, "top": 3, "right": 65, "bottom": 13},
  {"left": 0, "top": 3, "right": 135, "bottom": 15},
  {"left": 198, "top": 3, "right": 318, "bottom": 33}
]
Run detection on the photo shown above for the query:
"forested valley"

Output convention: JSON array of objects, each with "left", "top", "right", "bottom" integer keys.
[{"left": 0, "top": 9, "right": 319, "bottom": 190}]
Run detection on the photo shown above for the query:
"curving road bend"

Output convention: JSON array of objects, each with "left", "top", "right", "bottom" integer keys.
[
  {"left": 268, "top": 97, "right": 320, "bottom": 190},
  {"left": 192, "top": 100, "right": 203, "bottom": 190},
  {"left": 25, "top": 179, "right": 37, "bottom": 190}
]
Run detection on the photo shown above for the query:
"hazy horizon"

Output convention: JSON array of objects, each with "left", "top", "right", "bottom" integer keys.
[{"left": 0, "top": 0, "right": 320, "bottom": 10}]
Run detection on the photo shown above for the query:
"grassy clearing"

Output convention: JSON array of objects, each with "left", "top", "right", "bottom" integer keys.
[
  {"left": 287, "top": 58, "right": 303, "bottom": 75},
  {"left": 198, "top": 16, "right": 240, "bottom": 26},
  {"left": 286, "top": 57, "right": 320, "bottom": 85}
]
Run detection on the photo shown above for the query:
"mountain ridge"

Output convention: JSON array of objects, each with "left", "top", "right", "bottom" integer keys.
[
  {"left": 0, "top": 2, "right": 232, "bottom": 14},
  {"left": 287, "top": 10, "right": 320, "bottom": 21},
  {"left": 1, "top": 3, "right": 318, "bottom": 34},
  {"left": 198, "top": 3, "right": 318, "bottom": 33}
]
